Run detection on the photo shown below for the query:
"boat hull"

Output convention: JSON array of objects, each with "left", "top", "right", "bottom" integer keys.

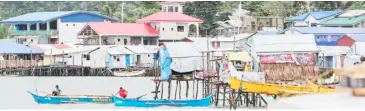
[
  {"left": 229, "top": 76, "right": 335, "bottom": 95},
  {"left": 112, "top": 95, "right": 213, "bottom": 108},
  {"left": 27, "top": 91, "right": 113, "bottom": 104}
]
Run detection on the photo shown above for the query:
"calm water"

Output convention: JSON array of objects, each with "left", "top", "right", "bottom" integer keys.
[{"left": 0, "top": 77, "right": 271, "bottom": 109}]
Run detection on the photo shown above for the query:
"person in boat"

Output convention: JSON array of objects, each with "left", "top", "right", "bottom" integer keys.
[
  {"left": 52, "top": 85, "right": 62, "bottom": 96},
  {"left": 116, "top": 87, "right": 128, "bottom": 98}
]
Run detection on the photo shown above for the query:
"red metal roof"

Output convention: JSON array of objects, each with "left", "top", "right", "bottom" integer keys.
[
  {"left": 137, "top": 12, "right": 204, "bottom": 23},
  {"left": 84, "top": 23, "right": 159, "bottom": 36},
  {"left": 52, "top": 44, "right": 70, "bottom": 49},
  {"left": 160, "top": 1, "right": 186, "bottom": 5}
]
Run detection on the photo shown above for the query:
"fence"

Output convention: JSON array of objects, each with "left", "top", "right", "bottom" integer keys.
[{"left": 0, "top": 60, "right": 43, "bottom": 69}]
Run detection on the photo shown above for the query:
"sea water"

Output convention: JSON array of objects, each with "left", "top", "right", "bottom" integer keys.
[{"left": 0, "top": 77, "right": 271, "bottom": 109}]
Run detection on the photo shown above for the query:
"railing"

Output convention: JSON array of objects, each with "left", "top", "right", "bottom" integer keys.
[
  {"left": 0, "top": 60, "right": 43, "bottom": 69},
  {"left": 11, "top": 30, "right": 58, "bottom": 36}
]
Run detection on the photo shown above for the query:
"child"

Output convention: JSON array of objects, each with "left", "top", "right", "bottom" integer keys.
[{"left": 117, "top": 87, "right": 128, "bottom": 98}]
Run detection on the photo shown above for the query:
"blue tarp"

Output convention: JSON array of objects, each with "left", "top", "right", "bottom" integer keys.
[{"left": 159, "top": 47, "right": 171, "bottom": 80}]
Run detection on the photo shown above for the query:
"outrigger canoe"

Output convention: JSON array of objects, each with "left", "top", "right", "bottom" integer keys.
[
  {"left": 113, "top": 70, "right": 145, "bottom": 77},
  {"left": 27, "top": 91, "right": 113, "bottom": 104},
  {"left": 112, "top": 95, "right": 213, "bottom": 108}
]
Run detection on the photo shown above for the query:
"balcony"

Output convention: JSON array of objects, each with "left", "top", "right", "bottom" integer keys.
[{"left": 11, "top": 30, "right": 58, "bottom": 36}]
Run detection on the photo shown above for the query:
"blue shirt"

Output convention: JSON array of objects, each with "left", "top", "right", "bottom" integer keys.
[{"left": 56, "top": 88, "right": 62, "bottom": 94}]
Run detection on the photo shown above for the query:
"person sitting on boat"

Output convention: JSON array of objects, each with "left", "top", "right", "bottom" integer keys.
[
  {"left": 52, "top": 85, "right": 62, "bottom": 96},
  {"left": 116, "top": 87, "right": 128, "bottom": 98}
]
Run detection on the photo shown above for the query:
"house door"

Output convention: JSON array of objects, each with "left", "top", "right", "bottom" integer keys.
[
  {"left": 108, "top": 54, "right": 113, "bottom": 69},
  {"left": 125, "top": 54, "right": 130, "bottom": 67},
  {"left": 136, "top": 55, "right": 141, "bottom": 66},
  {"left": 327, "top": 56, "right": 333, "bottom": 68}
]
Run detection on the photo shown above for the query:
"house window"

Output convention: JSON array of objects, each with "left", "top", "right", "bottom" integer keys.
[
  {"left": 114, "top": 56, "right": 116, "bottom": 59},
  {"left": 83, "top": 54, "right": 90, "bottom": 61},
  {"left": 117, "top": 58, "right": 120, "bottom": 62},
  {"left": 30, "top": 39, "right": 33, "bottom": 42},
  {"left": 168, "top": 6, "right": 173, "bottom": 12},
  {"left": 311, "top": 23, "right": 317, "bottom": 27},
  {"left": 171, "top": 28, "right": 174, "bottom": 31},
  {"left": 124, "top": 39, "right": 128, "bottom": 45},
  {"left": 175, "top": 6, "right": 179, "bottom": 12},
  {"left": 177, "top": 26, "right": 184, "bottom": 32},
  {"left": 117, "top": 39, "right": 121, "bottom": 42},
  {"left": 162, "top": 28, "right": 165, "bottom": 31},
  {"left": 66, "top": 24, "right": 68, "bottom": 26},
  {"left": 163, "top": 7, "right": 167, "bottom": 12},
  {"left": 148, "top": 54, "right": 150, "bottom": 57},
  {"left": 143, "top": 39, "right": 148, "bottom": 45},
  {"left": 73, "top": 24, "right": 75, "bottom": 26}
]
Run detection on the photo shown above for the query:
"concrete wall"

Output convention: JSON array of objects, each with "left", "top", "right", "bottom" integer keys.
[
  {"left": 58, "top": 22, "right": 86, "bottom": 44},
  {"left": 158, "top": 22, "right": 199, "bottom": 40}
]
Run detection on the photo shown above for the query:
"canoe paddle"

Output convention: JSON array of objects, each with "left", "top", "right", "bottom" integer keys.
[{"left": 135, "top": 94, "right": 147, "bottom": 100}]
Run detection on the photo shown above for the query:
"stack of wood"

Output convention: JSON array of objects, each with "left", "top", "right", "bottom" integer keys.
[{"left": 260, "top": 63, "right": 319, "bottom": 83}]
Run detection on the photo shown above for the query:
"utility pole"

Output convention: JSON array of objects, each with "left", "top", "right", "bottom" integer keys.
[
  {"left": 307, "top": 1, "right": 311, "bottom": 13},
  {"left": 121, "top": 3, "right": 124, "bottom": 23},
  {"left": 234, "top": 1, "right": 242, "bottom": 51}
]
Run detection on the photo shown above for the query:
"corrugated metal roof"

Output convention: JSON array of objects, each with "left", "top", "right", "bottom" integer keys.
[
  {"left": 52, "top": 44, "right": 70, "bottom": 49},
  {"left": 81, "top": 23, "right": 159, "bottom": 36},
  {"left": 286, "top": 27, "right": 365, "bottom": 34},
  {"left": 211, "top": 33, "right": 253, "bottom": 42},
  {"left": 104, "top": 47, "right": 133, "bottom": 55},
  {"left": 252, "top": 34, "right": 318, "bottom": 53},
  {"left": 319, "top": 15, "right": 365, "bottom": 25},
  {"left": 0, "top": 39, "right": 43, "bottom": 54},
  {"left": 347, "top": 34, "right": 365, "bottom": 42},
  {"left": 286, "top": 11, "right": 344, "bottom": 21},
  {"left": 164, "top": 42, "right": 201, "bottom": 58},
  {"left": 124, "top": 46, "right": 155, "bottom": 54},
  {"left": 338, "top": 10, "right": 365, "bottom": 17},
  {"left": 137, "top": 12, "right": 203, "bottom": 23},
  {"left": 317, "top": 46, "right": 350, "bottom": 56},
  {"left": 0, "top": 11, "right": 119, "bottom": 24}
]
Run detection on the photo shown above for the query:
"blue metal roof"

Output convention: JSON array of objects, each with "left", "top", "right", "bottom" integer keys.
[
  {"left": 347, "top": 34, "right": 365, "bottom": 42},
  {"left": 284, "top": 27, "right": 365, "bottom": 34},
  {"left": 0, "top": 11, "right": 119, "bottom": 24},
  {"left": 0, "top": 39, "right": 43, "bottom": 54},
  {"left": 286, "top": 11, "right": 345, "bottom": 21}
]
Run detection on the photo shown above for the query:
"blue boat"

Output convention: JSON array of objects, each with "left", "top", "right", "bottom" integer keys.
[
  {"left": 27, "top": 91, "right": 113, "bottom": 104},
  {"left": 112, "top": 95, "right": 213, "bottom": 108}
]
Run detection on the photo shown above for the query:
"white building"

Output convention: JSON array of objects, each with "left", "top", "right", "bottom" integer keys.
[
  {"left": 136, "top": 1, "right": 203, "bottom": 42},
  {"left": 0, "top": 11, "right": 119, "bottom": 44}
]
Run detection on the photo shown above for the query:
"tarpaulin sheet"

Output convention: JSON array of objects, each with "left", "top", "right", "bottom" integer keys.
[
  {"left": 159, "top": 47, "right": 171, "bottom": 80},
  {"left": 225, "top": 52, "right": 252, "bottom": 62}
]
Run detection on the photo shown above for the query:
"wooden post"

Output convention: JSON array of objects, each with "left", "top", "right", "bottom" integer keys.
[
  {"left": 168, "top": 80, "right": 171, "bottom": 99},
  {"left": 185, "top": 80, "right": 189, "bottom": 98},
  {"left": 160, "top": 81, "right": 164, "bottom": 99},
  {"left": 174, "top": 80, "right": 178, "bottom": 100}
]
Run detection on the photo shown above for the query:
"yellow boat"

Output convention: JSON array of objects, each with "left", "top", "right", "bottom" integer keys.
[
  {"left": 223, "top": 52, "right": 336, "bottom": 97},
  {"left": 229, "top": 76, "right": 335, "bottom": 96}
]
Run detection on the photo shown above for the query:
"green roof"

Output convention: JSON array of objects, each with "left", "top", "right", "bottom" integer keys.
[{"left": 319, "top": 15, "right": 365, "bottom": 25}]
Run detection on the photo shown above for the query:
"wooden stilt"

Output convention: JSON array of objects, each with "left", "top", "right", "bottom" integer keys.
[
  {"left": 167, "top": 80, "right": 171, "bottom": 99},
  {"left": 178, "top": 80, "right": 181, "bottom": 99},
  {"left": 185, "top": 80, "right": 189, "bottom": 98},
  {"left": 174, "top": 80, "right": 178, "bottom": 100}
]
